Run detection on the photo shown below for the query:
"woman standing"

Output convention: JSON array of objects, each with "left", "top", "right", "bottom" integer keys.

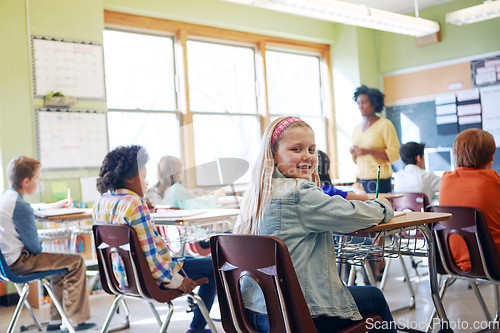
[{"left": 350, "top": 85, "right": 400, "bottom": 193}]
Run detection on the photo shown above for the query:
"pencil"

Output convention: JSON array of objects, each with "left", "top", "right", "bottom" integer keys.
[{"left": 375, "top": 166, "right": 380, "bottom": 199}]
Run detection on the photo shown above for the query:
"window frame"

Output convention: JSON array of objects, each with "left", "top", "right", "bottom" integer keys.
[{"left": 104, "top": 10, "right": 337, "bottom": 185}]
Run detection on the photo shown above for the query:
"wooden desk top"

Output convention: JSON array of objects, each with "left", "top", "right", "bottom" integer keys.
[
  {"left": 152, "top": 209, "right": 239, "bottom": 225},
  {"left": 355, "top": 211, "right": 452, "bottom": 234},
  {"left": 35, "top": 209, "right": 93, "bottom": 221},
  {"left": 366, "top": 193, "right": 404, "bottom": 200}
]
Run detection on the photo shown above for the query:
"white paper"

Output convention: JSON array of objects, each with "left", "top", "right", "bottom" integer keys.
[
  {"left": 436, "top": 114, "right": 458, "bottom": 125},
  {"left": 476, "top": 72, "right": 497, "bottom": 85},
  {"left": 481, "top": 85, "right": 500, "bottom": 147},
  {"left": 80, "top": 176, "right": 100, "bottom": 203},
  {"left": 457, "top": 104, "right": 481, "bottom": 116},
  {"left": 35, "top": 208, "right": 85, "bottom": 218},
  {"left": 477, "top": 66, "right": 496, "bottom": 74},
  {"left": 456, "top": 88, "right": 480, "bottom": 102},
  {"left": 435, "top": 92, "right": 456, "bottom": 105},
  {"left": 458, "top": 115, "right": 482, "bottom": 125},
  {"left": 436, "top": 104, "right": 457, "bottom": 116}
]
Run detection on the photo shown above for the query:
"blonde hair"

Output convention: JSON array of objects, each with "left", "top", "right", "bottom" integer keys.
[
  {"left": 149, "top": 156, "right": 183, "bottom": 199},
  {"left": 234, "top": 116, "right": 320, "bottom": 235}
]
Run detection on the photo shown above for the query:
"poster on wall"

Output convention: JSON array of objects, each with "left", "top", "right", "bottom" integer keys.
[
  {"left": 480, "top": 84, "right": 500, "bottom": 147},
  {"left": 471, "top": 55, "right": 500, "bottom": 88},
  {"left": 32, "top": 36, "right": 106, "bottom": 99}
]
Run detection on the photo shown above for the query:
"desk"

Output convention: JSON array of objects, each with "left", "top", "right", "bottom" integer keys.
[
  {"left": 336, "top": 212, "right": 452, "bottom": 332},
  {"left": 152, "top": 209, "right": 239, "bottom": 255},
  {"left": 366, "top": 192, "right": 404, "bottom": 200}
]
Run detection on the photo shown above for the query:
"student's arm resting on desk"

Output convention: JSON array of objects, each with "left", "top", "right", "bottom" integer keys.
[
  {"left": 13, "top": 196, "right": 42, "bottom": 254},
  {"left": 128, "top": 200, "right": 184, "bottom": 289},
  {"left": 297, "top": 181, "right": 394, "bottom": 234}
]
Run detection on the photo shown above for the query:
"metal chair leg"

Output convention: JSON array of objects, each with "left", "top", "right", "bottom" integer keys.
[
  {"left": 147, "top": 301, "right": 163, "bottom": 327},
  {"left": 100, "top": 295, "right": 125, "bottom": 333},
  {"left": 471, "top": 282, "right": 492, "bottom": 322},
  {"left": 189, "top": 293, "right": 218, "bottom": 333},
  {"left": 13, "top": 283, "right": 43, "bottom": 331},
  {"left": 426, "top": 276, "right": 453, "bottom": 333},
  {"left": 158, "top": 301, "right": 174, "bottom": 333},
  {"left": 41, "top": 279, "right": 75, "bottom": 333},
  {"left": 7, "top": 283, "right": 30, "bottom": 333}
]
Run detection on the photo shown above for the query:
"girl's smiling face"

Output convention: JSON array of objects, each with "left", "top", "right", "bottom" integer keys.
[{"left": 274, "top": 126, "right": 317, "bottom": 181}]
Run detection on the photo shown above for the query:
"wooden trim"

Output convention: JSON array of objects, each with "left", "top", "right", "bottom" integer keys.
[
  {"left": 104, "top": 10, "right": 328, "bottom": 54},
  {"left": 257, "top": 41, "right": 270, "bottom": 135}
]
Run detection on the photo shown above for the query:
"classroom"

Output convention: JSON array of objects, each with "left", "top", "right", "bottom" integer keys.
[{"left": 1, "top": 0, "right": 500, "bottom": 332}]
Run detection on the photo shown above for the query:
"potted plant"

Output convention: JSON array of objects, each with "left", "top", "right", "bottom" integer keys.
[{"left": 43, "top": 92, "right": 78, "bottom": 108}]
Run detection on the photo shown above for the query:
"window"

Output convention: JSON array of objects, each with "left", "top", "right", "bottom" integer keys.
[
  {"left": 103, "top": 30, "right": 180, "bottom": 185},
  {"left": 103, "top": 11, "right": 333, "bottom": 185},
  {"left": 187, "top": 40, "right": 260, "bottom": 184},
  {"left": 266, "top": 50, "right": 327, "bottom": 151}
]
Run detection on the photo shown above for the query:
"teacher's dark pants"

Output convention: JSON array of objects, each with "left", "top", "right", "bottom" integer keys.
[{"left": 357, "top": 178, "right": 392, "bottom": 194}]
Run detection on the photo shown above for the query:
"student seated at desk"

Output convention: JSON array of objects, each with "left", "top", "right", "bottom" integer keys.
[
  {"left": 439, "top": 129, "right": 500, "bottom": 272},
  {"left": 146, "top": 155, "right": 223, "bottom": 209},
  {"left": 93, "top": 146, "right": 216, "bottom": 333},
  {"left": 235, "top": 116, "right": 395, "bottom": 332},
  {"left": 393, "top": 142, "right": 441, "bottom": 203},
  {"left": 317, "top": 150, "right": 368, "bottom": 200},
  {"left": 0, "top": 156, "right": 95, "bottom": 332}
]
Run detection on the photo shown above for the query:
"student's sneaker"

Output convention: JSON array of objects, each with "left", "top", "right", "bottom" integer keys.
[
  {"left": 46, "top": 322, "right": 62, "bottom": 331},
  {"left": 60, "top": 322, "right": 96, "bottom": 332},
  {"left": 186, "top": 329, "right": 211, "bottom": 333}
]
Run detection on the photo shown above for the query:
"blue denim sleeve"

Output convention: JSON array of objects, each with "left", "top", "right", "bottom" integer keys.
[{"left": 12, "top": 197, "right": 42, "bottom": 254}]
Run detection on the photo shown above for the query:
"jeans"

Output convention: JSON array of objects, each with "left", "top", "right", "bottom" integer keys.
[
  {"left": 357, "top": 178, "right": 392, "bottom": 194},
  {"left": 246, "top": 286, "right": 395, "bottom": 333},
  {"left": 175, "top": 256, "right": 216, "bottom": 331}
]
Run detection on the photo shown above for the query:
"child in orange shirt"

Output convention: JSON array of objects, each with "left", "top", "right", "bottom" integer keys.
[{"left": 439, "top": 129, "right": 500, "bottom": 271}]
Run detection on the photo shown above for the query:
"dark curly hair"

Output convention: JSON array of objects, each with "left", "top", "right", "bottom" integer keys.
[
  {"left": 353, "top": 85, "right": 385, "bottom": 113},
  {"left": 96, "top": 145, "right": 149, "bottom": 194}
]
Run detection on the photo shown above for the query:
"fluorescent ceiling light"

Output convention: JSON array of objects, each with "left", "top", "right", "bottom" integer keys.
[
  {"left": 220, "top": 0, "right": 440, "bottom": 37},
  {"left": 446, "top": 1, "right": 500, "bottom": 25}
]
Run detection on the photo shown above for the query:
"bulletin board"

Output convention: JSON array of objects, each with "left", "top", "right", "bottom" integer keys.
[
  {"left": 35, "top": 109, "right": 109, "bottom": 170},
  {"left": 31, "top": 36, "right": 106, "bottom": 100}
]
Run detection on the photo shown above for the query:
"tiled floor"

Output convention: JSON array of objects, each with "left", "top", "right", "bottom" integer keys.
[{"left": 1, "top": 257, "right": 497, "bottom": 333}]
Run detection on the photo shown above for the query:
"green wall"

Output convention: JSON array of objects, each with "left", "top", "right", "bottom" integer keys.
[{"left": 378, "top": 0, "right": 500, "bottom": 74}]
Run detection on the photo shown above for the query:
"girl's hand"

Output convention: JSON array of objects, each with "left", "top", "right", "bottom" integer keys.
[{"left": 375, "top": 197, "right": 392, "bottom": 208}]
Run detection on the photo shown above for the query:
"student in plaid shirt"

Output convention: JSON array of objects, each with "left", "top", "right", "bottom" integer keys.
[{"left": 93, "top": 145, "right": 216, "bottom": 333}]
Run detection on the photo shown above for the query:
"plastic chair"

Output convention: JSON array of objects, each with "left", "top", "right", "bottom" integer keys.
[
  {"left": 0, "top": 248, "right": 75, "bottom": 333},
  {"left": 210, "top": 234, "right": 381, "bottom": 333},
  {"left": 427, "top": 205, "right": 500, "bottom": 324},
  {"left": 93, "top": 224, "right": 217, "bottom": 333}
]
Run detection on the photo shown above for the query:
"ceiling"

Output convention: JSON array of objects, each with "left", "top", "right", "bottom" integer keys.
[{"left": 339, "top": 0, "right": 455, "bottom": 14}]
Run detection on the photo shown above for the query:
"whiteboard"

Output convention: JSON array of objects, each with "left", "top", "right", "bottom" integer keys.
[
  {"left": 481, "top": 84, "right": 500, "bottom": 147},
  {"left": 32, "top": 37, "right": 106, "bottom": 99},
  {"left": 36, "top": 110, "right": 108, "bottom": 169}
]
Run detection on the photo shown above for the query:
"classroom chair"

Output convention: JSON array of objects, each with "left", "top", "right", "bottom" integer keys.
[
  {"left": 0, "top": 248, "right": 75, "bottom": 333},
  {"left": 210, "top": 234, "right": 381, "bottom": 333},
  {"left": 92, "top": 224, "right": 217, "bottom": 333},
  {"left": 427, "top": 205, "right": 500, "bottom": 326}
]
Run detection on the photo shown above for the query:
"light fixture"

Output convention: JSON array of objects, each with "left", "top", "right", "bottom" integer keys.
[
  {"left": 220, "top": 0, "right": 440, "bottom": 37},
  {"left": 446, "top": 0, "right": 500, "bottom": 25}
]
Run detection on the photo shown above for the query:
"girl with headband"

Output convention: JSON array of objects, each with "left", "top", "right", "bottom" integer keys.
[{"left": 234, "top": 116, "right": 396, "bottom": 332}]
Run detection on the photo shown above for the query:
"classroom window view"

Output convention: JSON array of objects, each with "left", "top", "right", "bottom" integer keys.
[{"left": 103, "top": 26, "right": 328, "bottom": 186}]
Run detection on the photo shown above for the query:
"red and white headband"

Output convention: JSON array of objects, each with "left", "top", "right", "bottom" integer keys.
[{"left": 271, "top": 117, "right": 302, "bottom": 146}]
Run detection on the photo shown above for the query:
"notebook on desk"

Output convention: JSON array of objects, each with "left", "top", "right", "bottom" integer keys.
[{"left": 34, "top": 208, "right": 85, "bottom": 218}]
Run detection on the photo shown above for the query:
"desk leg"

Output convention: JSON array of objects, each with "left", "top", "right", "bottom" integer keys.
[{"left": 420, "top": 226, "right": 452, "bottom": 333}]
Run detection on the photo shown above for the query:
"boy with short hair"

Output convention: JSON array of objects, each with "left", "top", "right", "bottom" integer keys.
[
  {"left": 393, "top": 141, "right": 441, "bottom": 203},
  {"left": 0, "top": 156, "right": 95, "bottom": 332}
]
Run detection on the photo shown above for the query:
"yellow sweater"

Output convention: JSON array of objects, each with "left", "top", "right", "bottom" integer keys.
[{"left": 352, "top": 117, "right": 400, "bottom": 179}]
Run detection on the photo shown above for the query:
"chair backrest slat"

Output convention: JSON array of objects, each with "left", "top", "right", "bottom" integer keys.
[{"left": 392, "top": 192, "right": 430, "bottom": 212}]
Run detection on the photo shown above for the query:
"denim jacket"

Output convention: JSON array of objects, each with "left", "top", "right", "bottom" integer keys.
[{"left": 241, "top": 167, "right": 394, "bottom": 320}]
